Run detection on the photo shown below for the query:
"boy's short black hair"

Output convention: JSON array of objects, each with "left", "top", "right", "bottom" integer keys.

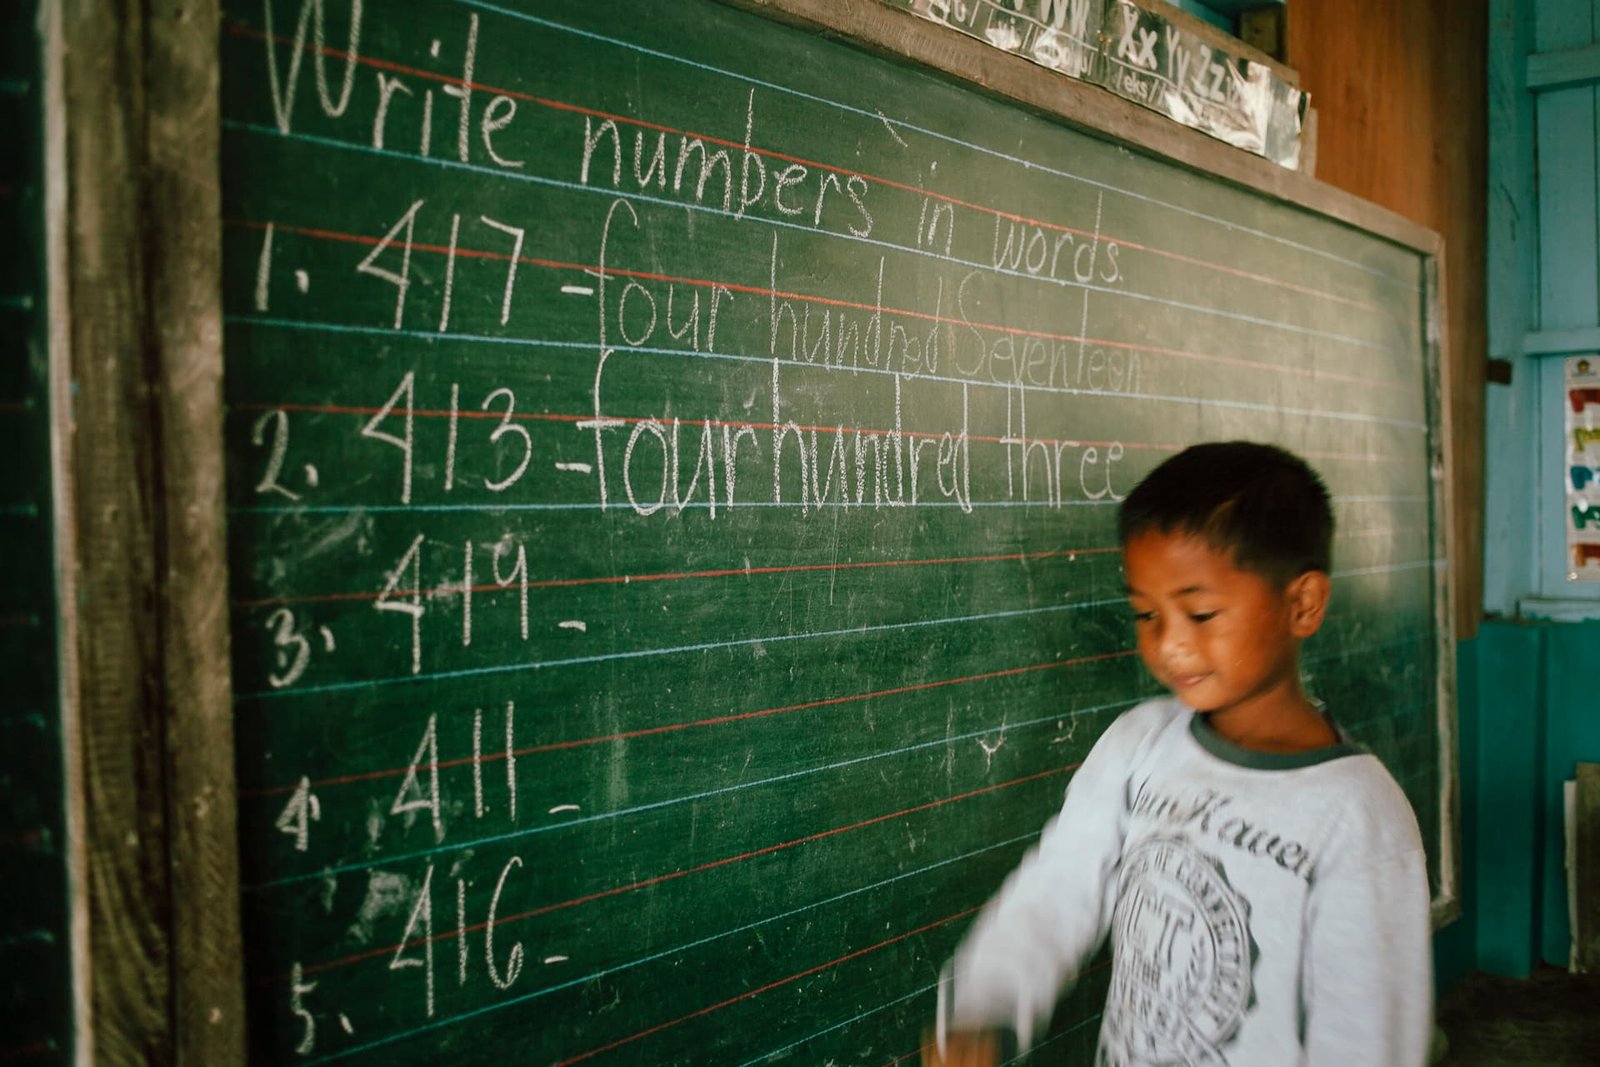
[{"left": 1117, "top": 441, "right": 1333, "bottom": 586}]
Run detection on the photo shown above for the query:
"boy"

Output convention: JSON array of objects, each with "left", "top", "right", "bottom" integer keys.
[{"left": 926, "top": 441, "right": 1430, "bottom": 1066}]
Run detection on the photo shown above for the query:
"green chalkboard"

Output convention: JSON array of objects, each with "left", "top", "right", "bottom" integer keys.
[
  {"left": 0, "top": 4, "right": 74, "bottom": 1063},
  {"left": 220, "top": 1, "right": 1451, "bottom": 1062}
]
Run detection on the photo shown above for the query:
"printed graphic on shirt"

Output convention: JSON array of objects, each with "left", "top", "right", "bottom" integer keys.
[
  {"left": 1101, "top": 836, "right": 1255, "bottom": 1067},
  {"left": 1130, "top": 782, "right": 1316, "bottom": 881}
]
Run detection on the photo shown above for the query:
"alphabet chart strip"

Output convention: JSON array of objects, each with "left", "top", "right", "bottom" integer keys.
[{"left": 220, "top": 1, "right": 1448, "bottom": 1061}]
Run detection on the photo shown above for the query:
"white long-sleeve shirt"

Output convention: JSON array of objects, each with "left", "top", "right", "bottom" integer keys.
[{"left": 942, "top": 697, "right": 1431, "bottom": 1066}]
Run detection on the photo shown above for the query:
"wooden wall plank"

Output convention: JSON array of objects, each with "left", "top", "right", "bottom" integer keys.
[
  {"left": 54, "top": 0, "right": 242, "bottom": 1060},
  {"left": 1536, "top": 0, "right": 1595, "bottom": 52},
  {"left": 1540, "top": 621, "right": 1600, "bottom": 963},
  {"left": 1484, "top": 0, "right": 1541, "bottom": 614},
  {"left": 1470, "top": 621, "right": 1544, "bottom": 977},
  {"left": 58, "top": 0, "right": 174, "bottom": 1059},
  {"left": 1287, "top": 0, "right": 1487, "bottom": 635},
  {"left": 1536, "top": 89, "right": 1599, "bottom": 331},
  {"left": 1527, "top": 42, "right": 1600, "bottom": 91},
  {"left": 145, "top": 0, "right": 245, "bottom": 1060}
]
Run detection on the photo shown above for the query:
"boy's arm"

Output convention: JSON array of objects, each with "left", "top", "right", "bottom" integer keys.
[
  {"left": 1302, "top": 841, "right": 1432, "bottom": 1066},
  {"left": 939, "top": 706, "right": 1155, "bottom": 1049}
]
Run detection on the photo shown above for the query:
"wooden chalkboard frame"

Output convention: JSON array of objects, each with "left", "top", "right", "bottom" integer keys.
[
  {"left": 727, "top": 0, "right": 1460, "bottom": 928},
  {"left": 50, "top": 0, "right": 245, "bottom": 1061},
  {"left": 55, "top": 0, "right": 1458, "bottom": 1059}
]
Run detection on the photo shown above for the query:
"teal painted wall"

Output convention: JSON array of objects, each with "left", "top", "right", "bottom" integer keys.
[
  {"left": 1475, "top": 0, "right": 1600, "bottom": 980},
  {"left": 1539, "top": 622, "right": 1600, "bottom": 962},
  {"left": 1464, "top": 622, "right": 1544, "bottom": 977},
  {"left": 1432, "top": 643, "right": 1478, "bottom": 994},
  {"left": 1437, "top": 621, "right": 1600, "bottom": 984}
]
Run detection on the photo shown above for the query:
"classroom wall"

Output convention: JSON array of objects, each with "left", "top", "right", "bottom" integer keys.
[
  {"left": 1477, "top": 0, "right": 1600, "bottom": 977},
  {"left": 1273, "top": 6, "right": 1504, "bottom": 972},
  {"left": 1287, "top": 0, "right": 1488, "bottom": 639},
  {"left": 1452, "top": 621, "right": 1600, "bottom": 978}
]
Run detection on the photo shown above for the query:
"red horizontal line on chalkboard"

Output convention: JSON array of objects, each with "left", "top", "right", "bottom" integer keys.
[
  {"left": 0, "top": 828, "right": 47, "bottom": 851},
  {"left": 234, "top": 216, "right": 1396, "bottom": 389},
  {"left": 233, "top": 538, "right": 1119, "bottom": 612},
  {"left": 224, "top": 21, "right": 1382, "bottom": 317},
  {"left": 284, "top": 762, "right": 1074, "bottom": 984},
  {"left": 243, "top": 648, "right": 1130, "bottom": 798},
  {"left": 298, "top": 836, "right": 1038, "bottom": 1064},
  {"left": 551, "top": 905, "right": 985, "bottom": 1066}
]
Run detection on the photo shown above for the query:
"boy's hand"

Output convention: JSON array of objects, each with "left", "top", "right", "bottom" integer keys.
[{"left": 920, "top": 1028, "right": 1000, "bottom": 1067}]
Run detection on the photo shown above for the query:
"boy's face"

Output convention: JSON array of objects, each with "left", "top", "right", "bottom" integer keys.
[{"left": 1122, "top": 530, "right": 1325, "bottom": 722}]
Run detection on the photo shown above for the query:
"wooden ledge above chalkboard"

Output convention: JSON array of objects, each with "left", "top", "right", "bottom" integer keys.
[{"left": 729, "top": 0, "right": 1434, "bottom": 257}]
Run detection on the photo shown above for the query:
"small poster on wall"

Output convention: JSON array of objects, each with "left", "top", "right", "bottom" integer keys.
[{"left": 1569, "top": 356, "right": 1600, "bottom": 581}]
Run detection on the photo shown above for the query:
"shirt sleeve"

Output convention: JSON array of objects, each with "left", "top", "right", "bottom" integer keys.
[
  {"left": 941, "top": 704, "right": 1164, "bottom": 1049},
  {"left": 1301, "top": 823, "right": 1433, "bottom": 1065}
]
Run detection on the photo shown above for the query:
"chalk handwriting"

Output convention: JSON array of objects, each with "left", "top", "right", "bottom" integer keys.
[
  {"left": 578, "top": 90, "right": 872, "bottom": 237},
  {"left": 390, "top": 863, "right": 436, "bottom": 1018},
  {"left": 275, "top": 776, "right": 322, "bottom": 853},
  {"left": 252, "top": 408, "right": 302, "bottom": 501},
  {"left": 357, "top": 199, "right": 422, "bottom": 330},
  {"left": 265, "top": 607, "right": 314, "bottom": 688},
  {"left": 289, "top": 961, "right": 318, "bottom": 1055},
  {"left": 263, "top": 0, "right": 362, "bottom": 136},
  {"left": 391, "top": 712, "right": 442, "bottom": 842},
  {"left": 375, "top": 533, "right": 425, "bottom": 673},
  {"left": 485, "top": 857, "right": 525, "bottom": 990}
]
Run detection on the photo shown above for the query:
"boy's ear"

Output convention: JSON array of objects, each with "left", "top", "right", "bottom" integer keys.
[{"left": 1286, "top": 570, "right": 1331, "bottom": 638}]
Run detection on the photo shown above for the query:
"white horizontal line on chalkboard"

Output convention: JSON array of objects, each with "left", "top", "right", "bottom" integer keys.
[
  {"left": 229, "top": 499, "right": 1119, "bottom": 515},
  {"left": 304, "top": 830, "right": 1041, "bottom": 1064},
  {"left": 1339, "top": 495, "right": 1430, "bottom": 504},
  {"left": 560, "top": 285, "right": 594, "bottom": 296},
  {"left": 739, "top": 983, "right": 936, "bottom": 1067},
  {"left": 222, "top": 120, "right": 1411, "bottom": 355},
  {"left": 247, "top": 699, "right": 1134, "bottom": 894},
  {"left": 1339, "top": 697, "right": 1431, "bottom": 738},
  {"left": 227, "top": 496, "right": 1427, "bottom": 517},
  {"left": 234, "top": 629, "right": 1414, "bottom": 799},
  {"left": 0, "top": 927, "right": 54, "bottom": 951},
  {"left": 1333, "top": 558, "right": 1443, "bottom": 578},
  {"left": 224, "top": 315, "right": 1430, "bottom": 432},
  {"left": 996, "top": 1014, "right": 1106, "bottom": 1067},
  {"left": 238, "top": 597, "right": 1123, "bottom": 702},
  {"left": 454, "top": 0, "right": 1416, "bottom": 288},
  {"left": 260, "top": 738, "right": 1080, "bottom": 910},
  {"left": 1016, "top": 1019, "right": 1107, "bottom": 1066}
]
